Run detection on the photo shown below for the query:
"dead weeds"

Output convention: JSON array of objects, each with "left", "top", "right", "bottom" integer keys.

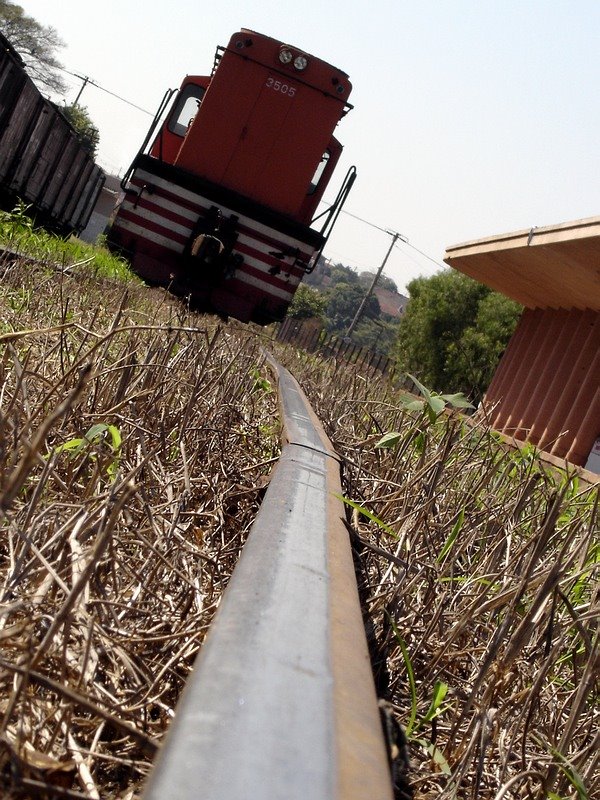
[
  {"left": 275, "top": 346, "right": 598, "bottom": 800},
  {"left": 0, "top": 258, "right": 279, "bottom": 798}
]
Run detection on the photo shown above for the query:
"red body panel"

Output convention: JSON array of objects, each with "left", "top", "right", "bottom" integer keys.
[{"left": 173, "top": 31, "right": 350, "bottom": 222}]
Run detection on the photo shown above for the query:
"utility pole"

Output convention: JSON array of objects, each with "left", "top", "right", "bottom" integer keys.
[
  {"left": 345, "top": 230, "right": 404, "bottom": 337},
  {"left": 72, "top": 74, "right": 95, "bottom": 106}
]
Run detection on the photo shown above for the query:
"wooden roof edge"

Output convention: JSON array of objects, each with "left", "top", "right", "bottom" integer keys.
[{"left": 444, "top": 214, "right": 600, "bottom": 261}]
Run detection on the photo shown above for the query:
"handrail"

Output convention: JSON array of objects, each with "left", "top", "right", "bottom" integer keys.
[{"left": 141, "top": 355, "right": 393, "bottom": 799}]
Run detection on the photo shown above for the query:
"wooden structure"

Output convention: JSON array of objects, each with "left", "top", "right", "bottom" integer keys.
[{"left": 445, "top": 216, "right": 600, "bottom": 469}]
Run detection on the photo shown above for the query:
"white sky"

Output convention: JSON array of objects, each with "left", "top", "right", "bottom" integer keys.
[{"left": 16, "top": 1, "right": 600, "bottom": 294}]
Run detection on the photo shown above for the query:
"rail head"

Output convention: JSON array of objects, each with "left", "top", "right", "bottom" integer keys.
[{"left": 142, "top": 356, "right": 393, "bottom": 799}]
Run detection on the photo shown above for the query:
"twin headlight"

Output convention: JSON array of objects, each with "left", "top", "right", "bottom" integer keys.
[{"left": 278, "top": 47, "right": 308, "bottom": 71}]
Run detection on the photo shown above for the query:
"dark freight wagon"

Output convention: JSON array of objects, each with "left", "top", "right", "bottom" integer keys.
[{"left": 0, "top": 31, "right": 104, "bottom": 235}]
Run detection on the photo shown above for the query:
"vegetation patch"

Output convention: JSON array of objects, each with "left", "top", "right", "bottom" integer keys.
[
  {"left": 0, "top": 202, "right": 134, "bottom": 282},
  {"left": 0, "top": 253, "right": 279, "bottom": 797}
]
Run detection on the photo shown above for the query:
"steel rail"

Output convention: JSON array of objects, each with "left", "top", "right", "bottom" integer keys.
[{"left": 142, "top": 356, "right": 393, "bottom": 800}]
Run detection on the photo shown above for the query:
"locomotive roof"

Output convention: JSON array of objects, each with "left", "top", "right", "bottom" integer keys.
[
  {"left": 234, "top": 29, "right": 350, "bottom": 78},
  {"left": 444, "top": 215, "right": 600, "bottom": 311}
]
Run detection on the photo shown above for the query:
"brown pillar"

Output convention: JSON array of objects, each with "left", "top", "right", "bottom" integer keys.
[
  {"left": 496, "top": 309, "right": 546, "bottom": 436},
  {"left": 528, "top": 308, "right": 590, "bottom": 444},
  {"left": 564, "top": 385, "right": 600, "bottom": 466},
  {"left": 504, "top": 309, "right": 568, "bottom": 439},
  {"left": 537, "top": 311, "right": 600, "bottom": 454},
  {"left": 482, "top": 310, "right": 531, "bottom": 422},
  {"left": 553, "top": 346, "right": 600, "bottom": 461}
]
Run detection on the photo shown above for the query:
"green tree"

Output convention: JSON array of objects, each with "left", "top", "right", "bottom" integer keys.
[
  {"left": 61, "top": 103, "right": 100, "bottom": 157},
  {"left": 351, "top": 317, "right": 398, "bottom": 355},
  {"left": 395, "top": 270, "right": 521, "bottom": 399},
  {"left": 325, "top": 282, "right": 380, "bottom": 334},
  {"left": 329, "top": 263, "right": 360, "bottom": 286},
  {"left": 359, "top": 270, "right": 398, "bottom": 293},
  {"left": 0, "top": 1, "right": 67, "bottom": 93},
  {"left": 287, "top": 283, "right": 327, "bottom": 321}
]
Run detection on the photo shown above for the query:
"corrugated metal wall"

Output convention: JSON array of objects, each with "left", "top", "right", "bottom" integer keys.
[{"left": 484, "top": 308, "right": 600, "bottom": 466}]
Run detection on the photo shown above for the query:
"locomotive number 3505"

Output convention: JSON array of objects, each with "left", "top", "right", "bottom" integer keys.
[{"left": 266, "top": 77, "right": 296, "bottom": 97}]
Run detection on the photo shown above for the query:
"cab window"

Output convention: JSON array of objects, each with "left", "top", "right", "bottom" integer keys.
[{"left": 168, "top": 84, "right": 206, "bottom": 136}]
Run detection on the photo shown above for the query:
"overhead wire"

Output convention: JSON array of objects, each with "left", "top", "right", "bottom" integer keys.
[
  {"left": 328, "top": 202, "right": 446, "bottom": 270},
  {"left": 60, "top": 67, "right": 154, "bottom": 116}
]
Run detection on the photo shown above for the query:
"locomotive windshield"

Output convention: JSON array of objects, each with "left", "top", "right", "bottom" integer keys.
[{"left": 168, "top": 84, "right": 206, "bottom": 136}]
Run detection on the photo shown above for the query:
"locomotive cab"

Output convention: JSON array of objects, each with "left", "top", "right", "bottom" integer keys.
[{"left": 149, "top": 77, "right": 209, "bottom": 165}]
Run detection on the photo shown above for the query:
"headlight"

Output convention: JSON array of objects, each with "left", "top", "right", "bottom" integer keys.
[
  {"left": 293, "top": 54, "right": 308, "bottom": 71},
  {"left": 279, "top": 48, "right": 293, "bottom": 64}
]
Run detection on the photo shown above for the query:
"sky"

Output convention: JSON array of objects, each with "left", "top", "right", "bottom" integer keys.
[{"left": 15, "top": 1, "right": 600, "bottom": 294}]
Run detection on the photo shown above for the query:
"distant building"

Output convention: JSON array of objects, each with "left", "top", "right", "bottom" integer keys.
[
  {"left": 445, "top": 216, "right": 600, "bottom": 474},
  {"left": 373, "top": 286, "right": 408, "bottom": 319}
]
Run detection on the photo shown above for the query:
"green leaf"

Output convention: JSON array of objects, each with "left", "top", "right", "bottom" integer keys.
[
  {"left": 53, "top": 437, "right": 85, "bottom": 455},
  {"left": 414, "top": 431, "right": 426, "bottom": 454},
  {"left": 335, "top": 495, "right": 398, "bottom": 539},
  {"left": 249, "top": 366, "right": 272, "bottom": 394},
  {"left": 387, "top": 615, "right": 418, "bottom": 736},
  {"left": 401, "top": 397, "right": 425, "bottom": 412},
  {"left": 106, "top": 424, "right": 122, "bottom": 452},
  {"left": 375, "top": 432, "right": 403, "bottom": 449},
  {"left": 440, "top": 393, "right": 475, "bottom": 410},
  {"left": 429, "top": 395, "right": 446, "bottom": 416},
  {"left": 414, "top": 738, "right": 453, "bottom": 776},
  {"left": 407, "top": 373, "right": 432, "bottom": 401},
  {"left": 438, "top": 508, "right": 465, "bottom": 562},
  {"left": 85, "top": 423, "right": 109, "bottom": 442},
  {"left": 419, "top": 681, "right": 449, "bottom": 725}
]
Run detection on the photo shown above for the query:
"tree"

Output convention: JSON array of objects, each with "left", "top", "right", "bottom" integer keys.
[
  {"left": 287, "top": 283, "right": 327, "bottom": 321},
  {"left": 325, "top": 281, "right": 380, "bottom": 334},
  {"left": 61, "top": 103, "right": 100, "bottom": 157},
  {"left": 329, "top": 263, "right": 360, "bottom": 286},
  {"left": 0, "top": 1, "right": 67, "bottom": 93},
  {"left": 444, "top": 292, "right": 523, "bottom": 398},
  {"left": 359, "top": 271, "right": 398, "bottom": 293},
  {"left": 395, "top": 270, "right": 521, "bottom": 399},
  {"left": 351, "top": 318, "right": 398, "bottom": 355}
]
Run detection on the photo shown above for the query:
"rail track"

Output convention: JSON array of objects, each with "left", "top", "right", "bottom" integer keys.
[{"left": 141, "top": 354, "right": 394, "bottom": 799}]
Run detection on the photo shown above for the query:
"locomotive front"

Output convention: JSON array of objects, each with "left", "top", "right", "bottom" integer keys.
[{"left": 108, "top": 29, "right": 354, "bottom": 324}]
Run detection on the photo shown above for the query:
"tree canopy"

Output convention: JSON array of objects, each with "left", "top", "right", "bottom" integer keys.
[
  {"left": 359, "top": 270, "right": 398, "bottom": 293},
  {"left": 61, "top": 103, "right": 100, "bottom": 157},
  {"left": 325, "top": 281, "right": 381, "bottom": 334},
  {"left": 395, "top": 269, "right": 522, "bottom": 400},
  {"left": 0, "top": 1, "right": 67, "bottom": 93},
  {"left": 287, "top": 283, "right": 327, "bottom": 321}
]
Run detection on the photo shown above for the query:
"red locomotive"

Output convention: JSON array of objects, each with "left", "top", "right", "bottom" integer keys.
[{"left": 108, "top": 29, "right": 355, "bottom": 324}]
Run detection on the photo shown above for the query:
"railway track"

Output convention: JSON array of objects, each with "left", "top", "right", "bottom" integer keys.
[{"left": 141, "top": 354, "right": 394, "bottom": 799}]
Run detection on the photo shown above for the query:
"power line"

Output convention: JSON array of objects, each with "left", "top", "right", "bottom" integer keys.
[
  {"left": 61, "top": 68, "right": 154, "bottom": 116},
  {"left": 321, "top": 197, "right": 445, "bottom": 269},
  {"left": 339, "top": 209, "right": 445, "bottom": 269},
  {"left": 339, "top": 207, "right": 395, "bottom": 235},
  {"left": 397, "top": 239, "right": 446, "bottom": 270}
]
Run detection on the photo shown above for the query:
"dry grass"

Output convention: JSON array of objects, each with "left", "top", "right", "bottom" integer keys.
[
  {"left": 0, "top": 258, "right": 279, "bottom": 798},
  {"left": 274, "top": 346, "right": 599, "bottom": 800},
  {"left": 2, "top": 246, "right": 598, "bottom": 800}
]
